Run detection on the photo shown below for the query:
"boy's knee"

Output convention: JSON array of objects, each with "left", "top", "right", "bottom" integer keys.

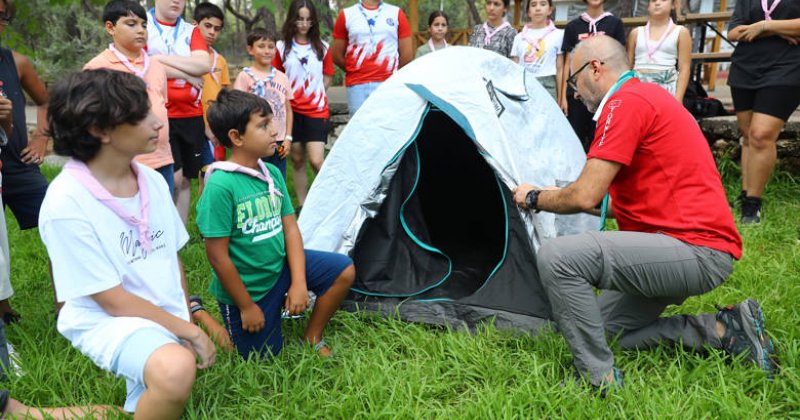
[
  {"left": 145, "top": 344, "right": 197, "bottom": 401},
  {"left": 337, "top": 264, "right": 356, "bottom": 288}
]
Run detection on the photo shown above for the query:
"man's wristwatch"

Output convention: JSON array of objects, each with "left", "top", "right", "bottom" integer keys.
[{"left": 525, "top": 189, "right": 542, "bottom": 213}]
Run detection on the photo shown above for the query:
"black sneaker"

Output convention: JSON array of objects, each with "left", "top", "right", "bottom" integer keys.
[
  {"left": 717, "top": 299, "right": 776, "bottom": 374},
  {"left": 741, "top": 197, "right": 761, "bottom": 224}
]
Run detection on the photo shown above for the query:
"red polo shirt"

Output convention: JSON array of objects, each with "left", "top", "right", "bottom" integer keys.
[{"left": 587, "top": 79, "right": 742, "bottom": 259}]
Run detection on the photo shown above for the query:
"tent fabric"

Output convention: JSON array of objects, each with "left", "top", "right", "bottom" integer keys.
[{"left": 298, "top": 47, "right": 597, "bottom": 332}]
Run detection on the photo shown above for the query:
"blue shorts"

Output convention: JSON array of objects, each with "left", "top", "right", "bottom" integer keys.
[
  {"left": 110, "top": 327, "right": 181, "bottom": 413},
  {"left": 0, "top": 170, "right": 48, "bottom": 230},
  {"left": 155, "top": 164, "right": 175, "bottom": 196},
  {"left": 218, "top": 249, "right": 352, "bottom": 360},
  {"left": 261, "top": 145, "right": 287, "bottom": 178}
]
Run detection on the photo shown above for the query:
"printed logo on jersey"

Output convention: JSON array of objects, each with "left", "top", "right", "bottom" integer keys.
[{"left": 598, "top": 99, "right": 622, "bottom": 147}]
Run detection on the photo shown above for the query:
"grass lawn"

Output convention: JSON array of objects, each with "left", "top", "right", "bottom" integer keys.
[{"left": 4, "top": 161, "right": 799, "bottom": 418}]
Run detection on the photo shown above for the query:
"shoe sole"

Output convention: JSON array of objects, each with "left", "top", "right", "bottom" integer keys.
[{"left": 739, "top": 299, "right": 776, "bottom": 371}]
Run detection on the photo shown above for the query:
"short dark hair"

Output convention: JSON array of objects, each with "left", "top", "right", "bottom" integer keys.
[
  {"left": 47, "top": 69, "right": 150, "bottom": 162},
  {"left": 207, "top": 89, "right": 273, "bottom": 148},
  {"left": 194, "top": 2, "right": 224, "bottom": 26},
  {"left": 246, "top": 27, "right": 276, "bottom": 46},
  {"left": 427, "top": 10, "right": 448, "bottom": 27},
  {"left": 0, "top": 0, "right": 16, "bottom": 22},
  {"left": 102, "top": 0, "right": 147, "bottom": 25},
  {"left": 501, "top": 0, "right": 510, "bottom": 7}
]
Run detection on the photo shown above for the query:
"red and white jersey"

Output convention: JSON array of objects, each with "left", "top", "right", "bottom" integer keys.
[
  {"left": 146, "top": 9, "right": 208, "bottom": 118},
  {"left": 273, "top": 39, "right": 335, "bottom": 119},
  {"left": 332, "top": 2, "right": 411, "bottom": 86}
]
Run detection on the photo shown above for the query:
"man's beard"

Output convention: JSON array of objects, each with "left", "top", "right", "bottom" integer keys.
[{"left": 580, "top": 84, "right": 603, "bottom": 114}]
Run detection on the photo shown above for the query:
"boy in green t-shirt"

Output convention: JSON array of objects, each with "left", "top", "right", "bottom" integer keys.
[{"left": 196, "top": 89, "right": 354, "bottom": 358}]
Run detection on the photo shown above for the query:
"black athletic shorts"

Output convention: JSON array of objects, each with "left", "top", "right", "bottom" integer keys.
[
  {"left": 291, "top": 113, "right": 330, "bottom": 143},
  {"left": 168, "top": 116, "right": 205, "bottom": 179},
  {"left": 731, "top": 85, "right": 800, "bottom": 121}
]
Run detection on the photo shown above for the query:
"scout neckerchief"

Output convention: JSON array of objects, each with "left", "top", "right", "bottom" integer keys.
[
  {"left": 644, "top": 19, "right": 674, "bottom": 61},
  {"left": 596, "top": 70, "right": 638, "bottom": 231},
  {"left": 242, "top": 67, "right": 276, "bottom": 98},
  {"left": 148, "top": 8, "right": 182, "bottom": 55},
  {"left": 357, "top": 0, "right": 384, "bottom": 48},
  {"left": 522, "top": 21, "right": 556, "bottom": 60},
  {"left": 209, "top": 48, "right": 220, "bottom": 84},
  {"left": 291, "top": 40, "right": 313, "bottom": 69},
  {"left": 483, "top": 21, "right": 511, "bottom": 46},
  {"left": 580, "top": 12, "right": 612, "bottom": 34},
  {"left": 762, "top": 0, "right": 781, "bottom": 20},
  {"left": 64, "top": 159, "right": 153, "bottom": 252},
  {"left": 204, "top": 161, "right": 283, "bottom": 208},
  {"left": 108, "top": 44, "right": 150, "bottom": 81},
  {"left": 427, "top": 38, "right": 448, "bottom": 52}
]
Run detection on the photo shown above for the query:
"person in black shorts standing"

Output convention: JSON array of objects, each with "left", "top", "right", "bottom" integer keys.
[
  {"left": 560, "top": 0, "right": 626, "bottom": 152},
  {"left": 728, "top": 0, "right": 800, "bottom": 224}
]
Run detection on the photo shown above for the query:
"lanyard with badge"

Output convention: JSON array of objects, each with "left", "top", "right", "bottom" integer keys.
[
  {"left": 148, "top": 8, "right": 182, "bottom": 55},
  {"left": 597, "top": 70, "right": 637, "bottom": 231}
]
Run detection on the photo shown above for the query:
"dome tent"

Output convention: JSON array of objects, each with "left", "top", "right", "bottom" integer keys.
[{"left": 298, "top": 47, "right": 597, "bottom": 335}]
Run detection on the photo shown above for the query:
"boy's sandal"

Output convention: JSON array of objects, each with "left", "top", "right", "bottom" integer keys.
[
  {"left": 300, "top": 338, "right": 332, "bottom": 356},
  {"left": 1, "top": 312, "right": 20, "bottom": 326},
  {"left": 189, "top": 296, "right": 206, "bottom": 314},
  {"left": 0, "top": 389, "right": 10, "bottom": 418}
]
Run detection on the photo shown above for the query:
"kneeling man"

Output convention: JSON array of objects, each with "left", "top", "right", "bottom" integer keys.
[{"left": 514, "top": 35, "right": 775, "bottom": 391}]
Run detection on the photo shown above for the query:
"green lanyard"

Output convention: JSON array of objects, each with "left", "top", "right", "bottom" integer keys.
[{"left": 598, "top": 71, "right": 637, "bottom": 231}]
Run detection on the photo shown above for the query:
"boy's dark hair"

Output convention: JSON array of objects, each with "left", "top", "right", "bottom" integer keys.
[
  {"left": 427, "top": 10, "right": 448, "bottom": 27},
  {"left": 282, "top": 0, "right": 324, "bottom": 61},
  {"left": 501, "top": 0, "right": 510, "bottom": 7},
  {"left": 194, "top": 2, "right": 224, "bottom": 26},
  {"left": 207, "top": 89, "right": 272, "bottom": 148},
  {"left": 247, "top": 27, "right": 276, "bottom": 46},
  {"left": 102, "top": 0, "right": 147, "bottom": 24},
  {"left": 0, "top": 0, "right": 15, "bottom": 22},
  {"left": 47, "top": 69, "right": 150, "bottom": 162}
]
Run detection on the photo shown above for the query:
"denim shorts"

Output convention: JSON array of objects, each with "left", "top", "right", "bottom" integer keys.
[
  {"left": 110, "top": 327, "right": 181, "bottom": 413},
  {"left": 219, "top": 249, "right": 352, "bottom": 360},
  {"left": 346, "top": 82, "right": 382, "bottom": 116}
]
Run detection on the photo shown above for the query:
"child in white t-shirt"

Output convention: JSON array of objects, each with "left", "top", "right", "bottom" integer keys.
[
  {"left": 511, "top": 0, "right": 564, "bottom": 101},
  {"left": 39, "top": 69, "right": 215, "bottom": 418}
]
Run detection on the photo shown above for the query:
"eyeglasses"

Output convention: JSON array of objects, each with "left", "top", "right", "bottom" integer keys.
[
  {"left": 567, "top": 60, "right": 604, "bottom": 91},
  {"left": 295, "top": 18, "right": 314, "bottom": 27}
]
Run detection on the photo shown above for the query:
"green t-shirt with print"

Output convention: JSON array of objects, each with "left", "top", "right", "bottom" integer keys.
[{"left": 196, "top": 164, "right": 294, "bottom": 305}]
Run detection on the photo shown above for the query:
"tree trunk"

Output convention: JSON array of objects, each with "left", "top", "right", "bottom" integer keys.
[{"left": 466, "top": 0, "right": 481, "bottom": 26}]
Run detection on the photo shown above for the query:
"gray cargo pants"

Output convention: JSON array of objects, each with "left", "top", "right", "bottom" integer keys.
[{"left": 537, "top": 230, "right": 733, "bottom": 385}]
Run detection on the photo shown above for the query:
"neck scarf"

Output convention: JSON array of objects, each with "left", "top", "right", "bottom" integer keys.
[
  {"left": 427, "top": 38, "right": 448, "bottom": 52},
  {"left": 242, "top": 67, "right": 276, "bottom": 99},
  {"left": 580, "top": 12, "right": 612, "bottom": 34},
  {"left": 64, "top": 159, "right": 153, "bottom": 252},
  {"left": 644, "top": 19, "right": 675, "bottom": 60},
  {"left": 522, "top": 21, "right": 556, "bottom": 57},
  {"left": 148, "top": 8, "right": 182, "bottom": 54},
  {"left": 108, "top": 44, "right": 150, "bottom": 81},
  {"left": 204, "top": 161, "right": 283, "bottom": 208},
  {"left": 483, "top": 21, "right": 511, "bottom": 45},
  {"left": 762, "top": 0, "right": 781, "bottom": 20}
]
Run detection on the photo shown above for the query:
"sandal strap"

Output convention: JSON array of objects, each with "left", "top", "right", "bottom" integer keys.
[{"left": 313, "top": 339, "right": 327, "bottom": 353}]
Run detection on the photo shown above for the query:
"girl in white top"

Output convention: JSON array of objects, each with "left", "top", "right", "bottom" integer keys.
[
  {"left": 511, "top": 0, "right": 564, "bottom": 101},
  {"left": 626, "top": 0, "right": 692, "bottom": 102},
  {"left": 416, "top": 11, "right": 449, "bottom": 58}
]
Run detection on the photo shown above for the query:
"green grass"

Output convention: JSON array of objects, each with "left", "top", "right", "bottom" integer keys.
[{"left": 4, "top": 161, "right": 800, "bottom": 418}]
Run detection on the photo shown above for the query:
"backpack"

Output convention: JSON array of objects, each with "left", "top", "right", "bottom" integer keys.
[{"left": 683, "top": 79, "right": 731, "bottom": 120}]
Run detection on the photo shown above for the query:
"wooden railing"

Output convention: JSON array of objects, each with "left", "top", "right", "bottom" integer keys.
[{"left": 412, "top": 11, "right": 734, "bottom": 89}]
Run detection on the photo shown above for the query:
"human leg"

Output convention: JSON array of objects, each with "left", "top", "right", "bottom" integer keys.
[
  {"left": 0, "top": 390, "right": 119, "bottom": 419},
  {"left": 170, "top": 117, "right": 206, "bottom": 223},
  {"left": 346, "top": 82, "right": 381, "bottom": 116},
  {"left": 290, "top": 142, "right": 308, "bottom": 205},
  {"left": 218, "top": 273, "right": 291, "bottom": 359},
  {"left": 302, "top": 250, "right": 354, "bottom": 356},
  {"left": 537, "top": 231, "right": 727, "bottom": 386},
  {"left": 307, "top": 142, "right": 325, "bottom": 174},
  {"left": 733, "top": 107, "right": 753, "bottom": 203},
  {"left": 155, "top": 164, "right": 175, "bottom": 197}
]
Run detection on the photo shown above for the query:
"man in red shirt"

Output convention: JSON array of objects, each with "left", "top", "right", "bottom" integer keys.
[{"left": 514, "top": 35, "right": 775, "bottom": 392}]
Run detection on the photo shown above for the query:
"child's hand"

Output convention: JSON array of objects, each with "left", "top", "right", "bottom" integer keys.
[
  {"left": 240, "top": 303, "right": 265, "bottom": 333},
  {"left": 559, "top": 98, "right": 568, "bottom": 116},
  {"left": 285, "top": 284, "right": 309, "bottom": 316},
  {"left": 185, "top": 326, "right": 216, "bottom": 369},
  {"left": 207, "top": 321, "right": 234, "bottom": 352},
  {"left": 279, "top": 139, "right": 291, "bottom": 159}
]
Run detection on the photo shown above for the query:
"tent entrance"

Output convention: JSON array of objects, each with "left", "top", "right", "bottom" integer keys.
[{"left": 351, "top": 108, "right": 508, "bottom": 300}]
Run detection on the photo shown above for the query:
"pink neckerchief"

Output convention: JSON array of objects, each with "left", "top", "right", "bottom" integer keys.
[
  {"left": 762, "top": 0, "right": 781, "bottom": 20},
  {"left": 427, "top": 38, "right": 448, "bottom": 52},
  {"left": 644, "top": 19, "right": 675, "bottom": 60},
  {"left": 483, "top": 21, "right": 511, "bottom": 45},
  {"left": 108, "top": 44, "right": 150, "bottom": 81},
  {"left": 522, "top": 21, "right": 556, "bottom": 57},
  {"left": 209, "top": 48, "right": 220, "bottom": 84},
  {"left": 204, "top": 161, "right": 283, "bottom": 208},
  {"left": 580, "top": 12, "right": 612, "bottom": 34},
  {"left": 64, "top": 159, "right": 152, "bottom": 252}
]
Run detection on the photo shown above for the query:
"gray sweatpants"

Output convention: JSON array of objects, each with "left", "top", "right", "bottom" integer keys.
[{"left": 537, "top": 231, "right": 733, "bottom": 385}]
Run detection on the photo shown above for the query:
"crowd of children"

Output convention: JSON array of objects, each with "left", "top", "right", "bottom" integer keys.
[{"left": 0, "top": 0, "right": 788, "bottom": 416}]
